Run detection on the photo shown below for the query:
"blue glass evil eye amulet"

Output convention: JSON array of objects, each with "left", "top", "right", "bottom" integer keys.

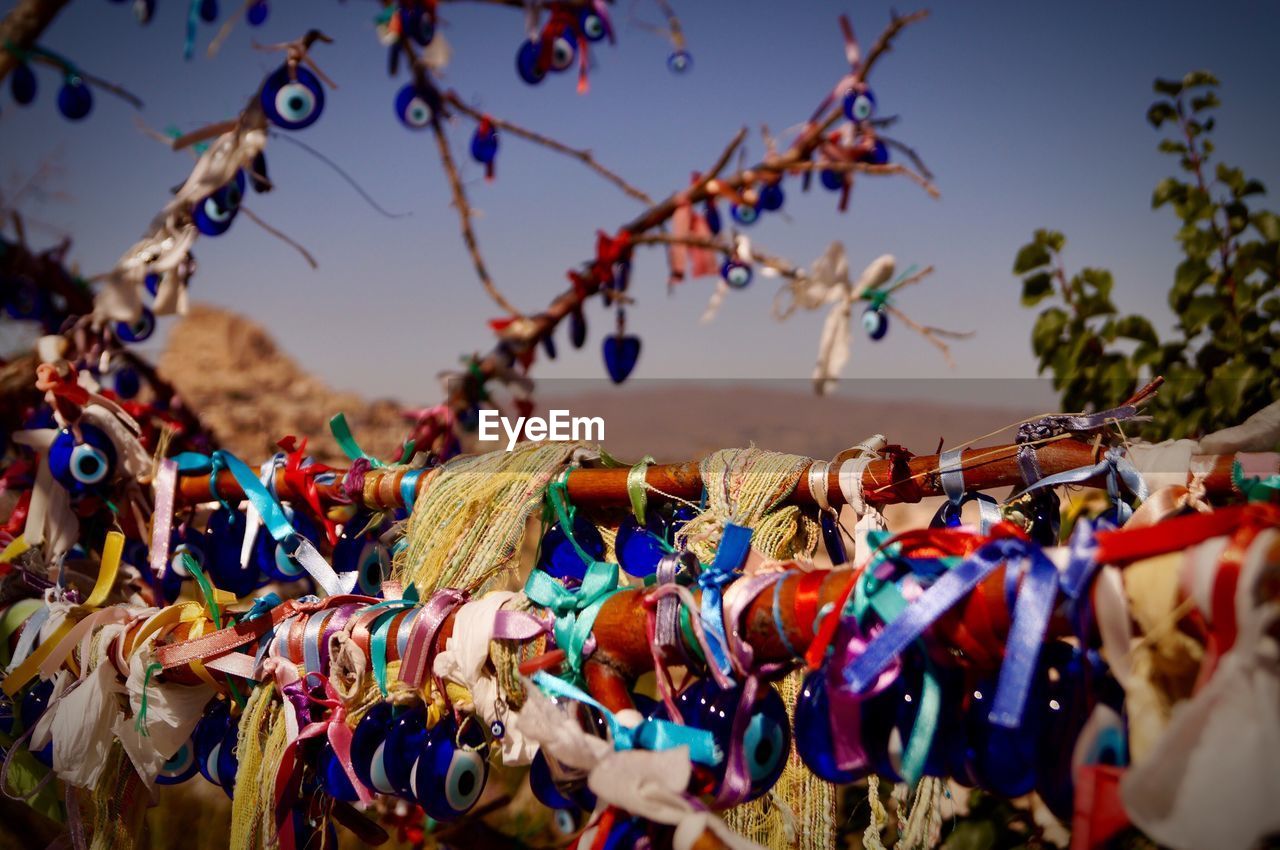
[{"left": 261, "top": 65, "right": 325, "bottom": 130}]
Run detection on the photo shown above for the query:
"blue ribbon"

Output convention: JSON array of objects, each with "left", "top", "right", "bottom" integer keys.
[
  {"left": 531, "top": 671, "right": 721, "bottom": 767},
  {"left": 220, "top": 452, "right": 356, "bottom": 596},
  {"left": 244, "top": 592, "right": 283, "bottom": 621},
  {"left": 845, "top": 538, "right": 1020, "bottom": 693},
  {"left": 935, "top": 448, "right": 1002, "bottom": 533},
  {"left": 698, "top": 523, "right": 752, "bottom": 684},
  {"left": 988, "top": 543, "right": 1059, "bottom": 728},
  {"left": 399, "top": 469, "right": 423, "bottom": 513},
  {"left": 1011, "top": 447, "right": 1148, "bottom": 524}
]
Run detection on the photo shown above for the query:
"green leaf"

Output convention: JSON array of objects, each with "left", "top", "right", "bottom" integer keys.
[
  {"left": 1181, "top": 295, "right": 1221, "bottom": 334},
  {"left": 1079, "top": 267, "right": 1114, "bottom": 300},
  {"left": 1035, "top": 228, "right": 1066, "bottom": 253},
  {"left": 1152, "top": 177, "right": 1186, "bottom": 208},
  {"left": 1190, "top": 92, "right": 1220, "bottom": 112},
  {"left": 1239, "top": 178, "right": 1266, "bottom": 198},
  {"left": 1021, "top": 272, "right": 1054, "bottom": 306},
  {"left": 1013, "top": 241, "right": 1052, "bottom": 274},
  {"left": 1112, "top": 315, "right": 1160, "bottom": 346},
  {"left": 1031, "top": 307, "right": 1069, "bottom": 357},
  {"left": 1254, "top": 211, "right": 1280, "bottom": 242},
  {"left": 1147, "top": 102, "right": 1177, "bottom": 128},
  {"left": 1182, "top": 69, "right": 1220, "bottom": 89},
  {"left": 1158, "top": 139, "right": 1187, "bottom": 155},
  {"left": 1153, "top": 78, "right": 1184, "bottom": 97}
]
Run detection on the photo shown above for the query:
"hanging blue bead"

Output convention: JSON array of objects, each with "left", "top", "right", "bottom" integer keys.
[
  {"left": 144, "top": 272, "right": 161, "bottom": 296},
  {"left": 820, "top": 169, "right": 845, "bottom": 191},
  {"left": 547, "top": 34, "right": 577, "bottom": 73},
  {"left": 704, "top": 201, "right": 721, "bottom": 235},
  {"left": 516, "top": 40, "right": 546, "bottom": 85},
  {"left": 794, "top": 669, "right": 863, "bottom": 784},
  {"left": 245, "top": 0, "right": 268, "bottom": 26},
  {"left": 49, "top": 423, "right": 117, "bottom": 494},
  {"left": 351, "top": 703, "right": 398, "bottom": 795},
  {"left": 615, "top": 516, "right": 668, "bottom": 578},
  {"left": 963, "top": 673, "right": 1042, "bottom": 797},
  {"left": 19, "top": 679, "right": 55, "bottom": 766},
  {"left": 862, "top": 306, "right": 888, "bottom": 341},
  {"left": 470, "top": 125, "right": 498, "bottom": 164},
  {"left": 1035, "top": 642, "right": 1097, "bottom": 822},
  {"left": 249, "top": 151, "right": 269, "bottom": 193},
  {"left": 729, "top": 201, "right": 759, "bottom": 226},
  {"left": 862, "top": 139, "right": 889, "bottom": 166},
  {"left": 579, "top": 10, "right": 608, "bottom": 42},
  {"left": 720, "top": 259, "right": 752, "bottom": 290},
  {"left": 194, "top": 700, "right": 233, "bottom": 788},
  {"left": 112, "top": 366, "right": 140, "bottom": 399},
  {"left": 193, "top": 170, "right": 246, "bottom": 236},
  {"left": 549, "top": 808, "right": 586, "bottom": 842},
  {"left": 57, "top": 77, "right": 93, "bottom": 121},
  {"left": 842, "top": 88, "right": 876, "bottom": 123},
  {"left": 198, "top": 0, "right": 218, "bottom": 23},
  {"left": 400, "top": 6, "right": 435, "bottom": 45},
  {"left": 384, "top": 704, "right": 429, "bottom": 797},
  {"left": 758, "top": 182, "right": 785, "bottom": 212},
  {"left": 115, "top": 306, "right": 156, "bottom": 343},
  {"left": 204, "top": 509, "right": 259, "bottom": 598},
  {"left": 819, "top": 511, "right": 847, "bottom": 566},
  {"left": 413, "top": 715, "right": 489, "bottom": 820},
  {"left": 667, "top": 50, "right": 692, "bottom": 74},
  {"left": 11, "top": 63, "right": 37, "bottom": 105},
  {"left": 541, "top": 332, "right": 558, "bottom": 360},
  {"left": 156, "top": 736, "right": 200, "bottom": 785},
  {"left": 394, "top": 83, "right": 438, "bottom": 130},
  {"left": 672, "top": 679, "right": 790, "bottom": 802},
  {"left": 260, "top": 65, "right": 325, "bottom": 130},
  {"left": 537, "top": 515, "right": 605, "bottom": 583},
  {"left": 321, "top": 739, "right": 359, "bottom": 802},
  {"left": 603, "top": 334, "right": 641, "bottom": 384},
  {"left": 569, "top": 306, "right": 587, "bottom": 348}
]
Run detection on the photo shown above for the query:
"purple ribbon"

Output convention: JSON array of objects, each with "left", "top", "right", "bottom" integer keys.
[{"left": 826, "top": 617, "right": 899, "bottom": 772}]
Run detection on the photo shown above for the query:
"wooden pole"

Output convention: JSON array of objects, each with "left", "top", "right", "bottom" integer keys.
[{"left": 174, "top": 438, "right": 1250, "bottom": 510}]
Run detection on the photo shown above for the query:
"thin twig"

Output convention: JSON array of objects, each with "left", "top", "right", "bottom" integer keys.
[
  {"left": 443, "top": 92, "right": 654, "bottom": 204},
  {"left": 269, "top": 132, "right": 411, "bottom": 219},
  {"left": 788, "top": 160, "right": 939, "bottom": 199},
  {"left": 239, "top": 206, "right": 318, "bottom": 269},
  {"left": 883, "top": 302, "right": 972, "bottom": 367},
  {"left": 205, "top": 0, "right": 254, "bottom": 58},
  {"left": 632, "top": 232, "right": 802, "bottom": 279},
  {"left": 26, "top": 53, "right": 144, "bottom": 109},
  {"left": 429, "top": 114, "right": 523, "bottom": 317}
]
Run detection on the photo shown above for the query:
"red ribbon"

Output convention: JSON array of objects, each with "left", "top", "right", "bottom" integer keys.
[{"left": 277, "top": 436, "right": 339, "bottom": 546}]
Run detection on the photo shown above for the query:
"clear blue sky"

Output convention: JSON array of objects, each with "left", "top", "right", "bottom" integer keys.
[{"left": 3, "top": 0, "right": 1278, "bottom": 404}]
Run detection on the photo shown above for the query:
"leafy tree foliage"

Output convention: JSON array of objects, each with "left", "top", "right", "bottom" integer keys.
[{"left": 1014, "top": 70, "right": 1279, "bottom": 440}]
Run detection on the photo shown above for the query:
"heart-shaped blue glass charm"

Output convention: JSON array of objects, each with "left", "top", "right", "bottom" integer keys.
[
  {"left": 537, "top": 515, "right": 605, "bottom": 583},
  {"left": 49, "top": 423, "right": 117, "bottom": 494},
  {"left": 260, "top": 65, "right": 325, "bottom": 130},
  {"left": 411, "top": 715, "right": 489, "bottom": 820},
  {"left": 603, "top": 335, "right": 641, "bottom": 384},
  {"left": 615, "top": 515, "right": 670, "bottom": 578}
]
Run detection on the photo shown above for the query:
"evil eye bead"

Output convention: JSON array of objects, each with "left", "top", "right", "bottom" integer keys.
[
  {"left": 394, "top": 83, "right": 437, "bottom": 130},
  {"left": 529, "top": 748, "right": 595, "bottom": 811},
  {"left": 11, "top": 63, "right": 37, "bottom": 105},
  {"left": 862, "top": 306, "right": 888, "bottom": 341},
  {"left": 112, "top": 366, "right": 141, "bottom": 399},
  {"left": 729, "top": 202, "right": 759, "bottom": 226},
  {"left": 842, "top": 87, "right": 876, "bottom": 123},
  {"left": 351, "top": 703, "right": 398, "bottom": 795},
  {"left": 536, "top": 515, "right": 605, "bottom": 583},
  {"left": 115, "top": 306, "right": 156, "bottom": 343},
  {"left": 579, "top": 10, "right": 607, "bottom": 42},
  {"left": 49, "top": 424, "right": 117, "bottom": 493},
  {"left": 820, "top": 169, "right": 846, "bottom": 191},
  {"left": 758, "top": 183, "right": 785, "bottom": 212},
  {"left": 400, "top": 7, "right": 435, "bottom": 45},
  {"left": 384, "top": 704, "right": 429, "bottom": 797},
  {"left": 412, "top": 715, "right": 489, "bottom": 820},
  {"left": 20, "top": 679, "right": 55, "bottom": 766},
  {"left": 356, "top": 541, "right": 390, "bottom": 596},
  {"left": 194, "top": 700, "right": 233, "bottom": 787},
  {"left": 245, "top": 0, "right": 268, "bottom": 26},
  {"left": 57, "top": 77, "right": 93, "bottom": 121},
  {"left": 192, "top": 170, "right": 246, "bottom": 237},
  {"left": 516, "top": 39, "right": 546, "bottom": 85},
  {"left": 549, "top": 34, "right": 577, "bottom": 72},
  {"left": 156, "top": 738, "right": 199, "bottom": 785},
  {"left": 569, "top": 305, "right": 588, "bottom": 348},
  {"left": 720, "top": 259, "right": 752, "bottom": 290},
  {"left": 704, "top": 202, "right": 722, "bottom": 235},
  {"left": 260, "top": 65, "right": 325, "bottom": 131},
  {"left": 551, "top": 808, "right": 585, "bottom": 841},
  {"left": 198, "top": 0, "right": 218, "bottom": 23},
  {"left": 675, "top": 679, "right": 790, "bottom": 803},
  {"left": 667, "top": 50, "right": 692, "bottom": 74}
]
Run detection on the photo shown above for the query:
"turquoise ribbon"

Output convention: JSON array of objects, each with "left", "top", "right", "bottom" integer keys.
[
  {"left": 697, "top": 523, "right": 752, "bottom": 683},
  {"left": 400, "top": 469, "right": 424, "bottom": 512},
  {"left": 524, "top": 559, "right": 620, "bottom": 683},
  {"left": 330, "top": 413, "right": 383, "bottom": 467},
  {"left": 531, "top": 672, "right": 721, "bottom": 767},
  {"left": 1233, "top": 460, "right": 1280, "bottom": 503}
]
